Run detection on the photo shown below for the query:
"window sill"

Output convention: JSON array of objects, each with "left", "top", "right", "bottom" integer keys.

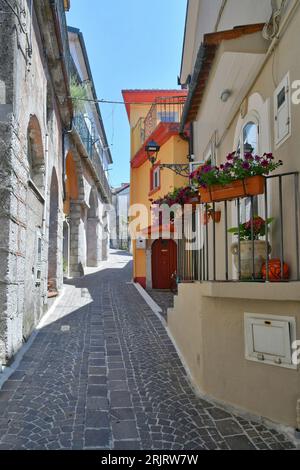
[{"left": 149, "top": 186, "right": 161, "bottom": 197}]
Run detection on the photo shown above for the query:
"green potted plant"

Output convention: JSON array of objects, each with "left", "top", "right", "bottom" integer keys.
[
  {"left": 70, "top": 76, "right": 88, "bottom": 113},
  {"left": 228, "top": 216, "right": 273, "bottom": 279}
]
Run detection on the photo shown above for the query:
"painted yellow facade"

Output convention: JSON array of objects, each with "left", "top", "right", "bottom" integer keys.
[{"left": 123, "top": 90, "right": 189, "bottom": 288}]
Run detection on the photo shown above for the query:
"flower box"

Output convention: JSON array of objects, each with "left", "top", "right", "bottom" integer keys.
[
  {"left": 199, "top": 175, "right": 265, "bottom": 203},
  {"left": 185, "top": 194, "right": 201, "bottom": 208}
]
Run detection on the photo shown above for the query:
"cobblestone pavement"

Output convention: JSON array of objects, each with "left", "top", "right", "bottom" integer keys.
[
  {"left": 146, "top": 290, "right": 174, "bottom": 321},
  {"left": 0, "top": 251, "right": 296, "bottom": 450}
]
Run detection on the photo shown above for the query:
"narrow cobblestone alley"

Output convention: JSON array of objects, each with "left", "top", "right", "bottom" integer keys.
[{"left": 0, "top": 251, "right": 296, "bottom": 450}]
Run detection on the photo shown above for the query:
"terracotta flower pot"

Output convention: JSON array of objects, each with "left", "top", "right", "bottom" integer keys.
[
  {"left": 210, "top": 210, "right": 221, "bottom": 223},
  {"left": 185, "top": 195, "right": 200, "bottom": 206},
  {"left": 199, "top": 175, "right": 265, "bottom": 203},
  {"left": 201, "top": 212, "right": 211, "bottom": 225},
  {"left": 262, "top": 259, "right": 289, "bottom": 281},
  {"left": 231, "top": 240, "right": 271, "bottom": 280}
]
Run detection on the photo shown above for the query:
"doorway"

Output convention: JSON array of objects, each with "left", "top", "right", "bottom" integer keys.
[{"left": 151, "top": 239, "right": 177, "bottom": 290}]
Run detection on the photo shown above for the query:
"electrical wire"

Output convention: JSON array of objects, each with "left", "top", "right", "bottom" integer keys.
[
  {"left": 2, "top": 0, "right": 32, "bottom": 56},
  {"left": 70, "top": 97, "right": 187, "bottom": 106}
]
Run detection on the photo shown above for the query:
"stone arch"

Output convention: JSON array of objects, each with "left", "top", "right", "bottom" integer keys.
[
  {"left": 64, "top": 151, "right": 80, "bottom": 215},
  {"left": 48, "top": 168, "right": 59, "bottom": 292},
  {"left": 86, "top": 187, "right": 101, "bottom": 267},
  {"left": 63, "top": 149, "right": 85, "bottom": 278},
  {"left": 27, "top": 115, "right": 45, "bottom": 192},
  {"left": 64, "top": 144, "right": 85, "bottom": 204}
]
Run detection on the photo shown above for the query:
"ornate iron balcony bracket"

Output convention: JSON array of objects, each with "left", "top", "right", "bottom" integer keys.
[{"left": 159, "top": 164, "right": 190, "bottom": 178}]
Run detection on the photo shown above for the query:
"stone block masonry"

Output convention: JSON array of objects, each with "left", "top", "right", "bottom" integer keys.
[
  {"left": 0, "top": 0, "right": 112, "bottom": 366},
  {"left": 0, "top": 1, "right": 65, "bottom": 365}
]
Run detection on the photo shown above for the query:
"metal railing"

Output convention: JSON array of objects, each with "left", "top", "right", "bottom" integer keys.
[
  {"left": 73, "top": 113, "right": 93, "bottom": 157},
  {"left": 54, "top": 1, "right": 111, "bottom": 203},
  {"left": 68, "top": 53, "right": 81, "bottom": 84},
  {"left": 90, "top": 147, "right": 112, "bottom": 203},
  {"left": 132, "top": 117, "right": 145, "bottom": 156},
  {"left": 144, "top": 96, "right": 186, "bottom": 142},
  {"left": 73, "top": 113, "right": 111, "bottom": 202},
  {"left": 177, "top": 172, "right": 300, "bottom": 283}
]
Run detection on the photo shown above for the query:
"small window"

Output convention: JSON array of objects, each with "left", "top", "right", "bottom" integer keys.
[
  {"left": 203, "top": 133, "right": 217, "bottom": 165},
  {"left": 236, "top": 120, "right": 259, "bottom": 222},
  {"left": 157, "top": 111, "right": 178, "bottom": 123},
  {"left": 152, "top": 166, "right": 160, "bottom": 190},
  {"left": 274, "top": 73, "right": 291, "bottom": 148},
  {"left": 35, "top": 231, "right": 42, "bottom": 285}
]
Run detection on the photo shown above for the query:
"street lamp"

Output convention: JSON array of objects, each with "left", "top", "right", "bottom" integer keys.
[
  {"left": 145, "top": 140, "right": 160, "bottom": 166},
  {"left": 145, "top": 139, "right": 191, "bottom": 178}
]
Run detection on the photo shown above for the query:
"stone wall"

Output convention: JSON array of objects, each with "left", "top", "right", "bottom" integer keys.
[
  {"left": 0, "top": 1, "right": 64, "bottom": 365},
  {"left": 0, "top": 0, "right": 111, "bottom": 365}
]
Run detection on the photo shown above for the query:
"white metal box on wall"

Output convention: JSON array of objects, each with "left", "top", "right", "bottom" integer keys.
[
  {"left": 136, "top": 237, "right": 146, "bottom": 250},
  {"left": 244, "top": 313, "right": 297, "bottom": 369}
]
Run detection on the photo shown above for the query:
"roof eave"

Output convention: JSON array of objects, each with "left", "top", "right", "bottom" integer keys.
[{"left": 180, "top": 23, "right": 266, "bottom": 131}]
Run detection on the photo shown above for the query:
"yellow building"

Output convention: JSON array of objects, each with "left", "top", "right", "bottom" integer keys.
[{"left": 122, "top": 90, "right": 189, "bottom": 290}]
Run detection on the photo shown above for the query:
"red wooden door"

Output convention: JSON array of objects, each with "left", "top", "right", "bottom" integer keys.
[{"left": 152, "top": 239, "right": 177, "bottom": 290}]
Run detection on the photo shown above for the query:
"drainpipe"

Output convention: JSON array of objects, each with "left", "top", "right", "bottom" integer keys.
[
  {"left": 179, "top": 122, "right": 194, "bottom": 162},
  {"left": 214, "top": 0, "right": 228, "bottom": 32},
  {"left": 189, "top": 122, "right": 194, "bottom": 160},
  {"left": 252, "top": 0, "right": 299, "bottom": 83},
  {"left": 43, "top": 133, "right": 49, "bottom": 236}
]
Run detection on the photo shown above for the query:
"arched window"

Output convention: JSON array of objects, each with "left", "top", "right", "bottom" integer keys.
[
  {"left": 236, "top": 120, "right": 259, "bottom": 158},
  {"left": 236, "top": 117, "right": 260, "bottom": 221},
  {"left": 27, "top": 116, "right": 45, "bottom": 194}
]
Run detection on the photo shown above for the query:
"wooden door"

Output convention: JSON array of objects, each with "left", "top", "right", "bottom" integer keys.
[{"left": 152, "top": 239, "right": 177, "bottom": 290}]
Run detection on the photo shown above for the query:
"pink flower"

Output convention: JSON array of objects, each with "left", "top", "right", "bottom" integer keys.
[
  {"left": 264, "top": 153, "right": 274, "bottom": 160},
  {"left": 226, "top": 153, "right": 235, "bottom": 161},
  {"left": 224, "top": 162, "right": 233, "bottom": 170}
]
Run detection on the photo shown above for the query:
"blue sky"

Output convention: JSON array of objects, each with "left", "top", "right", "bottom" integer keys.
[{"left": 67, "top": 0, "right": 187, "bottom": 188}]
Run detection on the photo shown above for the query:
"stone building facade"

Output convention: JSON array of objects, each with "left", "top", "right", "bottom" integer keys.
[
  {"left": 110, "top": 184, "right": 131, "bottom": 252},
  {"left": 63, "top": 26, "right": 112, "bottom": 279},
  {"left": 0, "top": 0, "right": 112, "bottom": 367}
]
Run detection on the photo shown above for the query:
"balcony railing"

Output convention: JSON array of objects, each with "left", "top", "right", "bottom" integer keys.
[
  {"left": 144, "top": 96, "right": 186, "bottom": 141},
  {"left": 73, "top": 113, "right": 111, "bottom": 203},
  {"left": 131, "top": 96, "right": 186, "bottom": 156},
  {"left": 132, "top": 117, "right": 145, "bottom": 157},
  {"left": 73, "top": 113, "right": 93, "bottom": 158},
  {"left": 90, "top": 147, "right": 112, "bottom": 203},
  {"left": 177, "top": 172, "right": 300, "bottom": 283}
]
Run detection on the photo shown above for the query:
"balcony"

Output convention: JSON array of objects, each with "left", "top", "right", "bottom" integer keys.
[
  {"left": 177, "top": 172, "right": 300, "bottom": 284},
  {"left": 131, "top": 95, "right": 186, "bottom": 157},
  {"left": 73, "top": 113, "right": 111, "bottom": 203}
]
